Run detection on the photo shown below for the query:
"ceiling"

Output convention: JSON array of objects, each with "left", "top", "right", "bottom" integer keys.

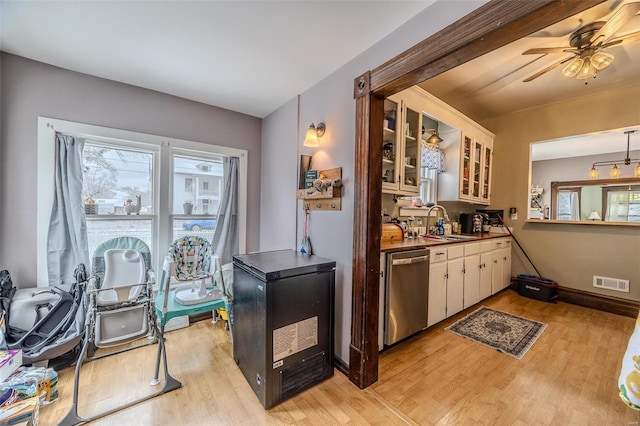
[
  {"left": 0, "top": 1, "right": 433, "bottom": 118},
  {"left": 419, "top": 0, "right": 640, "bottom": 124}
]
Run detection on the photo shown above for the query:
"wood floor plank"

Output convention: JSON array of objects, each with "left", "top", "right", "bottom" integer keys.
[{"left": 38, "top": 290, "right": 640, "bottom": 425}]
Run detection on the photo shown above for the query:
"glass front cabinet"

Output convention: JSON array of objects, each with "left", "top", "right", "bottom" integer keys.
[
  {"left": 459, "top": 132, "right": 492, "bottom": 204},
  {"left": 382, "top": 96, "right": 421, "bottom": 195}
]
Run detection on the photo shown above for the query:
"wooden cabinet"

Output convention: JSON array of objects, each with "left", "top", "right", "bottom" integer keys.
[{"left": 382, "top": 96, "right": 421, "bottom": 196}]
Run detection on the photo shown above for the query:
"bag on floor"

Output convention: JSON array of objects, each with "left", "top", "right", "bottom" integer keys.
[{"left": 511, "top": 274, "right": 558, "bottom": 303}]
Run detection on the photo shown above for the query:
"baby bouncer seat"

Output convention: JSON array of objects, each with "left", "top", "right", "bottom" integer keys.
[{"left": 60, "top": 237, "right": 181, "bottom": 426}]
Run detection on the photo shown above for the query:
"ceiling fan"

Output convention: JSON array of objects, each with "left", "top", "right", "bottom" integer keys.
[{"left": 522, "top": 1, "right": 640, "bottom": 83}]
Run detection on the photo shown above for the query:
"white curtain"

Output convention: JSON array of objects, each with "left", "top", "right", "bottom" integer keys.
[
  {"left": 606, "top": 192, "right": 629, "bottom": 222},
  {"left": 47, "top": 133, "right": 90, "bottom": 286},
  {"left": 212, "top": 156, "right": 239, "bottom": 265}
]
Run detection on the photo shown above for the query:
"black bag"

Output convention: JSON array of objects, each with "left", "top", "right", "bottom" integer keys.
[{"left": 511, "top": 274, "right": 558, "bottom": 303}]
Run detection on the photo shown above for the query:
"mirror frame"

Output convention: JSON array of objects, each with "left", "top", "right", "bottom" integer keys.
[{"left": 541, "top": 177, "right": 640, "bottom": 225}]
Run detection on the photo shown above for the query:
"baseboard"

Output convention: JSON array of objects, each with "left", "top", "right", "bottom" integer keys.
[
  {"left": 333, "top": 356, "right": 349, "bottom": 376},
  {"left": 559, "top": 287, "right": 640, "bottom": 318}
]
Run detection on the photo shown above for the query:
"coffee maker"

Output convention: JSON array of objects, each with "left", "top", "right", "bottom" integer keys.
[{"left": 459, "top": 213, "right": 483, "bottom": 234}]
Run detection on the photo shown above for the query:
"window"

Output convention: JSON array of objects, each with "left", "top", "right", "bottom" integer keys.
[
  {"left": 556, "top": 188, "right": 580, "bottom": 221},
  {"left": 37, "top": 117, "right": 248, "bottom": 285},
  {"left": 604, "top": 186, "right": 640, "bottom": 222},
  {"left": 82, "top": 143, "right": 156, "bottom": 257},
  {"left": 419, "top": 168, "right": 438, "bottom": 205}
]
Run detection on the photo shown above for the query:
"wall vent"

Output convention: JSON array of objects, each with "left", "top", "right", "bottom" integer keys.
[{"left": 593, "top": 275, "right": 629, "bottom": 293}]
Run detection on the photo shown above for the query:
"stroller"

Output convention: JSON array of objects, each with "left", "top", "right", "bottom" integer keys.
[{"left": 3, "top": 265, "right": 88, "bottom": 368}]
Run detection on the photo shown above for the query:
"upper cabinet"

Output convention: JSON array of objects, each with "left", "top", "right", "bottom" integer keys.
[
  {"left": 388, "top": 87, "right": 495, "bottom": 205},
  {"left": 382, "top": 96, "right": 422, "bottom": 195}
]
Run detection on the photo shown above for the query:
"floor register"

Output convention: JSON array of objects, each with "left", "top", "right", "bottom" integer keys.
[{"left": 232, "top": 250, "right": 335, "bottom": 409}]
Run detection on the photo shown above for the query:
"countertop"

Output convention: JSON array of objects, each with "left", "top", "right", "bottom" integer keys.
[{"left": 380, "top": 232, "right": 510, "bottom": 253}]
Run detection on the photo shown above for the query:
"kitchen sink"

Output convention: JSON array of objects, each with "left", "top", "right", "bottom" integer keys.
[{"left": 423, "top": 234, "right": 478, "bottom": 242}]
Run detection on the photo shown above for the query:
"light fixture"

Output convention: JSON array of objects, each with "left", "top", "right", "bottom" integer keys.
[
  {"left": 303, "top": 122, "right": 325, "bottom": 147},
  {"left": 561, "top": 49, "right": 614, "bottom": 81},
  {"left": 424, "top": 128, "right": 443, "bottom": 144},
  {"left": 589, "top": 130, "right": 640, "bottom": 179},
  {"left": 588, "top": 211, "right": 601, "bottom": 221}
]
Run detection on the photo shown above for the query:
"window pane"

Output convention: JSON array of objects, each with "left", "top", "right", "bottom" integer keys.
[
  {"left": 82, "top": 144, "right": 154, "bottom": 215},
  {"left": 86, "top": 220, "right": 153, "bottom": 262},
  {"left": 173, "top": 218, "right": 216, "bottom": 244},
  {"left": 173, "top": 155, "right": 223, "bottom": 215}
]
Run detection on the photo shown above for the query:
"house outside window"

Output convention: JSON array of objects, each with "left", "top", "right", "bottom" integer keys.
[{"left": 184, "top": 178, "right": 193, "bottom": 192}]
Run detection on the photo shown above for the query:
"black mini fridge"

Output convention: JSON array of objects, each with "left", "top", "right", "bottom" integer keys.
[{"left": 232, "top": 250, "right": 335, "bottom": 409}]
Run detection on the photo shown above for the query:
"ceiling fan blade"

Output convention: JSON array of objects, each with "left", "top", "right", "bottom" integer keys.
[
  {"left": 602, "top": 29, "right": 640, "bottom": 48},
  {"left": 522, "top": 56, "right": 574, "bottom": 83},
  {"left": 591, "top": 2, "right": 640, "bottom": 45},
  {"left": 522, "top": 47, "right": 570, "bottom": 55}
]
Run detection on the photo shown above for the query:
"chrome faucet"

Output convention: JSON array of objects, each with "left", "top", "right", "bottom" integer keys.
[{"left": 426, "top": 204, "right": 450, "bottom": 235}]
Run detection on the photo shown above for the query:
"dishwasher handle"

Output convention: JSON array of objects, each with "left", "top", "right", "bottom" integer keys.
[{"left": 391, "top": 255, "right": 430, "bottom": 266}]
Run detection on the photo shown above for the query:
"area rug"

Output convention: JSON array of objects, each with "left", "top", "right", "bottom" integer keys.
[{"left": 445, "top": 306, "right": 547, "bottom": 359}]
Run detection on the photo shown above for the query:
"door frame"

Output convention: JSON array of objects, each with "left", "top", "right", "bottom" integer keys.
[{"left": 349, "top": 0, "right": 604, "bottom": 388}]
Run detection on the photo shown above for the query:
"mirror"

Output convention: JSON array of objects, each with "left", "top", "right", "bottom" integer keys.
[{"left": 528, "top": 126, "right": 640, "bottom": 224}]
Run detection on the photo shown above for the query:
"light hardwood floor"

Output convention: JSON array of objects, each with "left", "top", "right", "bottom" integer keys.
[{"left": 39, "top": 290, "right": 640, "bottom": 425}]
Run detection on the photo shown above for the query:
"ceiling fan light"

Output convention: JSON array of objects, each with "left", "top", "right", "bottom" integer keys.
[
  {"left": 576, "top": 57, "right": 596, "bottom": 80},
  {"left": 562, "top": 58, "right": 583, "bottom": 78},
  {"left": 591, "top": 51, "right": 614, "bottom": 71}
]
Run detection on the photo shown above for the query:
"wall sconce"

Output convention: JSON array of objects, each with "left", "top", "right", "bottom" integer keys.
[
  {"left": 589, "top": 130, "right": 640, "bottom": 179},
  {"left": 588, "top": 211, "right": 601, "bottom": 221},
  {"left": 303, "top": 122, "right": 326, "bottom": 147}
]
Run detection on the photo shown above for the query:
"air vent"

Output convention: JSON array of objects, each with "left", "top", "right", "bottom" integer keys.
[
  {"left": 281, "top": 352, "right": 326, "bottom": 400},
  {"left": 593, "top": 275, "right": 629, "bottom": 293}
]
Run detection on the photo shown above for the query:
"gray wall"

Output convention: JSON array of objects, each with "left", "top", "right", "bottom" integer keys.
[
  {"left": 486, "top": 83, "right": 640, "bottom": 299},
  {"left": 261, "top": 1, "right": 488, "bottom": 365},
  {"left": 0, "top": 53, "right": 262, "bottom": 286}
]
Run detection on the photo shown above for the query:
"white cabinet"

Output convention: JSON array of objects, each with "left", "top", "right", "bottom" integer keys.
[
  {"left": 501, "top": 241, "right": 512, "bottom": 290},
  {"left": 446, "top": 246, "right": 465, "bottom": 317},
  {"left": 389, "top": 86, "right": 495, "bottom": 205},
  {"left": 428, "top": 247, "right": 447, "bottom": 326},
  {"left": 463, "top": 243, "right": 480, "bottom": 309},
  {"left": 382, "top": 96, "right": 421, "bottom": 196},
  {"left": 428, "top": 245, "right": 465, "bottom": 327},
  {"left": 440, "top": 130, "right": 493, "bottom": 205}
]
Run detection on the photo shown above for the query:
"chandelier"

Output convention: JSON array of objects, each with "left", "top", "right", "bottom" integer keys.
[{"left": 589, "top": 130, "right": 640, "bottom": 179}]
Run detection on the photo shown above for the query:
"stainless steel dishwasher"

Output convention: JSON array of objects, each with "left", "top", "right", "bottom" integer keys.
[{"left": 384, "top": 248, "right": 430, "bottom": 346}]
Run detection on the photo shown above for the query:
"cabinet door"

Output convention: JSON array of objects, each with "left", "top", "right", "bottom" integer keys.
[
  {"left": 460, "top": 134, "right": 472, "bottom": 200},
  {"left": 481, "top": 142, "right": 492, "bottom": 203},
  {"left": 446, "top": 257, "right": 465, "bottom": 317},
  {"left": 501, "top": 245, "right": 512, "bottom": 290},
  {"left": 491, "top": 250, "right": 503, "bottom": 295},
  {"left": 479, "top": 252, "right": 492, "bottom": 300},
  {"left": 398, "top": 101, "right": 421, "bottom": 194},
  {"left": 472, "top": 139, "right": 482, "bottom": 199},
  {"left": 428, "top": 261, "right": 447, "bottom": 327},
  {"left": 463, "top": 253, "right": 480, "bottom": 309},
  {"left": 382, "top": 98, "right": 399, "bottom": 192}
]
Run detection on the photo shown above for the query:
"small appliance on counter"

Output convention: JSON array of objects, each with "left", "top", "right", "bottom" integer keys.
[
  {"left": 459, "top": 213, "right": 483, "bottom": 234},
  {"left": 476, "top": 209, "right": 504, "bottom": 227}
]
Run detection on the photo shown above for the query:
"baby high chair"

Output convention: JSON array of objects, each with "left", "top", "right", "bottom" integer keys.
[
  {"left": 152, "top": 236, "right": 226, "bottom": 384},
  {"left": 60, "top": 237, "right": 181, "bottom": 426}
]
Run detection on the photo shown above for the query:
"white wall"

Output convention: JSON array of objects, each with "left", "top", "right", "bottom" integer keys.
[
  {"left": 261, "top": 0, "right": 489, "bottom": 365},
  {"left": 0, "top": 53, "right": 262, "bottom": 287}
]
